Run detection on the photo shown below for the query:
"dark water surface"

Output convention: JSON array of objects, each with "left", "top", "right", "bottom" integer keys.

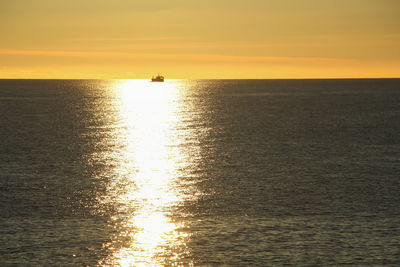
[{"left": 1, "top": 79, "right": 400, "bottom": 266}]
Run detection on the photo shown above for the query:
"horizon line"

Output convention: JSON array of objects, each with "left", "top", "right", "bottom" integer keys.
[{"left": 0, "top": 77, "right": 399, "bottom": 81}]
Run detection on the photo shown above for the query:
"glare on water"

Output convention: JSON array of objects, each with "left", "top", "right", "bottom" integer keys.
[
  {"left": 1, "top": 79, "right": 400, "bottom": 266},
  {"left": 103, "top": 80, "right": 192, "bottom": 266}
]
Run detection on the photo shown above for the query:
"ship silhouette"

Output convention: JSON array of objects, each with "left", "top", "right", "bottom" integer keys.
[{"left": 151, "top": 74, "right": 164, "bottom": 82}]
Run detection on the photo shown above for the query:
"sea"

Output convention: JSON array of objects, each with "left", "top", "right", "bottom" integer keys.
[{"left": 1, "top": 79, "right": 400, "bottom": 266}]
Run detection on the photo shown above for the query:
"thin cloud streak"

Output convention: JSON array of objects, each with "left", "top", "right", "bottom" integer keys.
[
  {"left": 69, "top": 37, "right": 186, "bottom": 42},
  {"left": 61, "top": 37, "right": 400, "bottom": 52},
  {"left": 0, "top": 49, "right": 354, "bottom": 64}
]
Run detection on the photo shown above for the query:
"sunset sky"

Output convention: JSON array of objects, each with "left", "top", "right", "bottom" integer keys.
[{"left": 1, "top": 0, "right": 399, "bottom": 79}]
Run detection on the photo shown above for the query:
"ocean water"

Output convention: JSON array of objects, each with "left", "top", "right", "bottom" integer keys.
[{"left": 1, "top": 79, "right": 400, "bottom": 266}]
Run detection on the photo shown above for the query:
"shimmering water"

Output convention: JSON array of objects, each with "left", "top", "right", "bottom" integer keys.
[{"left": 1, "top": 79, "right": 400, "bottom": 266}]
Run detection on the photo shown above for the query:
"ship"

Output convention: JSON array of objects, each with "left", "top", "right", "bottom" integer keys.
[{"left": 151, "top": 74, "right": 164, "bottom": 82}]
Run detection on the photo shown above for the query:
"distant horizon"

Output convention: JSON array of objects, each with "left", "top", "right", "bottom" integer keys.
[{"left": 1, "top": 77, "right": 399, "bottom": 80}]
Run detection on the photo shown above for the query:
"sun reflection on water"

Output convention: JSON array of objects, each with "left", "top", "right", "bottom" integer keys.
[{"left": 103, "top": 79, "right": 191, "bottom": 266}]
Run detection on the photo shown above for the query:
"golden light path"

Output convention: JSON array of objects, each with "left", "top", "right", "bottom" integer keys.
[{"left": 104, "top": 80, "right": 192, "bottom": 266}]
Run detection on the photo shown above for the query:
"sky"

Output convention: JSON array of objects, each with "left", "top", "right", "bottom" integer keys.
[{"left": 1, "top": 0, "right": 399, "bottom": 79}]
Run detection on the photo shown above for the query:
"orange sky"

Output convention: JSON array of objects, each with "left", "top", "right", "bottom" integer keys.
[{"left": 1, "top": 0, "right": 399, "bottom": 79}]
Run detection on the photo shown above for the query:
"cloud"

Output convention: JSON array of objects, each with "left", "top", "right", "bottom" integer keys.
[
  {"left": 69, "top": 37, "right": 186, "bottom": 42},
  {"left": 0, "top": 49, "right": 108, "bottom": 57},
  {"left": 0, "top": 48, "right": 354, "bottom": 65}
]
